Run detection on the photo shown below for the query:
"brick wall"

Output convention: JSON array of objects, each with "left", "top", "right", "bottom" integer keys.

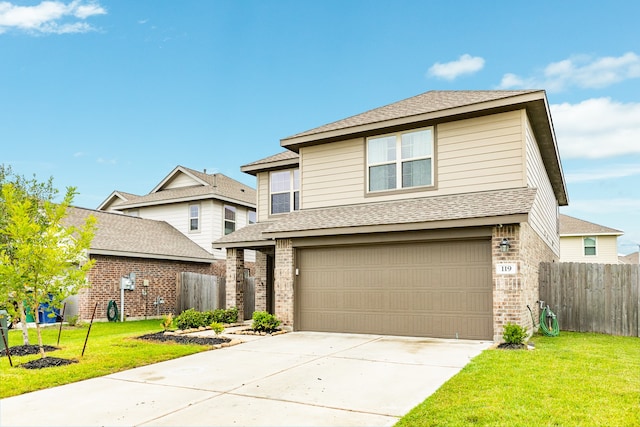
[
  {"left": 274, "top": 239, "right": 294, "bottom": 327},
  {"left": 78, "top": 255, "right": 217, "bottom": 321},
  {"left": 492, "top": 223, "right": 557, "bottom": 341}
]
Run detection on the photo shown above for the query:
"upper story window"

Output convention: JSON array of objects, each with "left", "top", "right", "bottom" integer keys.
[
  {"left": 248, "top": 210, "right": 256, "bottom": 225},
  {"left": 189, "top": 204, "right": 200, "bottom": 231},
  {"left": 224, "top": 205, "right": 236, "bottom": 235},
  {"left": 583, "top": 237, "right": 597, "bottom": 256},
  {"left": 367, "top": 128, "right": 434, "bottom": 192},
  {"left": 270, "top": 169, "right": 299, "bottom": 214}
]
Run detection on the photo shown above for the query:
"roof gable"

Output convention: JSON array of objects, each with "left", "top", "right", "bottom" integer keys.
[
  {"left": 66, "top": 207, "right": 214, "bottom": 262},
  {"left": 100, "top": 166, "right": 256, "bottom": 210},
  {"left": 96, "top": 190, "right": 140, "bottom": 211},
  {"left": 559, "top": 214, "right": 623, "bottom": 236}
]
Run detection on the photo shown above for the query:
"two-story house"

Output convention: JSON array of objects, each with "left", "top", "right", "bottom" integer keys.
[
  {"left": 215, "top": 90, "right": 568, "bottom": 341},
  {"left": 559, "top": 214, "right": 623, "bottom": 264},
  {"left": 99, "top": 166, "right": 257, "bottom": 270}
]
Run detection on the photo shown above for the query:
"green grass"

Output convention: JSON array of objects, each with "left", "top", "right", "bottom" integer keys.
[
  {"left": 0, "top": 320, "right": 212, "bottom": 398},
  {"left": 396, "top": 332, "right": 640, "bottom": 427}
]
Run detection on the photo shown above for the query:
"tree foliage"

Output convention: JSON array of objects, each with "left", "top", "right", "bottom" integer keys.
[{"left": 0, "top": 166, "right": 96, "bottom": 357}]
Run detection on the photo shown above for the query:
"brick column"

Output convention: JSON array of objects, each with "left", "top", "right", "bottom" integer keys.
[
  {"left": 492, "top": 224, "right": 522, "bottom": 341},
  {"left": 254, "top": 251, "right": 268, "bottom": 312},
  {"left": 274, "top": 239, "right": 295, "bottom": 328},
  {"left": 225, "top": 248, "right": 245, "bottom": 316}
]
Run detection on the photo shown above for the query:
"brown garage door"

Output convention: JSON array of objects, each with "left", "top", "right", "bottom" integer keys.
[{"left": 296, "top": 240, "right": 492, "bottom": 340}]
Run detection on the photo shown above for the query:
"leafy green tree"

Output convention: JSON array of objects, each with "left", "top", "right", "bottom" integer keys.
[
  {"left": 0, "top": 176, "right": 96, "bottom": 358},
  {"left": 0, "top": 165, "right": 58, "bottom": 345}
]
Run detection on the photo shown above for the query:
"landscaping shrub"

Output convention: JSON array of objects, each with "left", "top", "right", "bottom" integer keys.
[
  {"left": 175, "top": 307, "right": 239, "bottom": 330},
  {"left": 252, "top": 311, "right": 280, "bottom": 332},
  {"left": 503, "top": 322, "right": 528, "bottom": 345},
  {"left": 209, "top": 322, "right": 224, "bottom": 335},
  {"left": 175, "top": 308, "right": 208, "bottom": 329},
  {"left": 161, "top": 313, "right": 174, "bottom": 331}
]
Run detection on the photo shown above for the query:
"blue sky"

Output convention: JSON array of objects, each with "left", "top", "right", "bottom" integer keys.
[{"left": 1, "top": 0, "right": 639, "bottom": 255}]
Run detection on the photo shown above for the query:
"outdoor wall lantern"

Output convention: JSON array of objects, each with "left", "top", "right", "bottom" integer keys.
[{"left": 499, "top": 238, "right": 510, "bottom": 253}]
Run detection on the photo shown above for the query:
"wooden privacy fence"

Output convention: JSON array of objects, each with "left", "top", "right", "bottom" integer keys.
[
  {"left": 539, "top": 262, "right": 639, "bottom": 337},
  {"left": 176, "top": 272, "right": 256, "bottom": 319}
]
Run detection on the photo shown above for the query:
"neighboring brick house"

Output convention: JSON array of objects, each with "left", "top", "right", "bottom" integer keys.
[
  {"left": 98, "top": 166, "right": 257, "bottom": 269},
  {"left": 559, "top": 214, "right": 623, "bottom": 264},
  {"left": 215, "top": 90, "right": 569, "bottom": 342},
  {"left": 65, "top": 207, "right": 217, "bottom": 321}
]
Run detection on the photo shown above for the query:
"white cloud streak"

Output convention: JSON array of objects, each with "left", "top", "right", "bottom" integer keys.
[
  {"left": 499, "top": 52, "right": 640, "bottom": 92},
  {"left": 565, "top": 164, "right": 640, "bottom": 183},
  {"left": 551, "top": 98, "right": 640, "bottom": 158},
  {"left": 566, "top": 198, "right": 640, "bottom": 215},
  {"left": 428, "top": 54, "right": 485, "bottom": 80},
  {"left": 0, "top": 0, "right": 106, "bottom": 35}
]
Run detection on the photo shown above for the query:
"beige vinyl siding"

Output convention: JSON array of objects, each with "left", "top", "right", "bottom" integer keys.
[
  {"left": 300, "top": 139, "right": 364, "bottom": 209},
  {"left": 437, "top": 111, "right": 525, "bottom": 194},
  {"left": 162, "top": 172, "right": 199, "bottom": 189},
  {"left": 525, "top": 113, "right": 560, "bottom": 255},
  {"left": 299, "top": 111, "right": 527, "bottom": 209},
  {"left": 560, "top": 235, "right": 620, "bottom": 264},
  {"left": 256, "top": 172, "right": 270, "bottom": 222}
]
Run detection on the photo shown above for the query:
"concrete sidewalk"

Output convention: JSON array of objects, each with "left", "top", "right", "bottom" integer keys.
[{"left": 0, "top": 332, "right": 492, "bottom": 426}]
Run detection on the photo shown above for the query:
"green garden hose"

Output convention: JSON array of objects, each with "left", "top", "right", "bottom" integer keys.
[
  {"left": 539, "top": 305, "right": 559, "bottom": 337},
  {"left": 107, "top": 300, "right": 119, "bottom": 322}
]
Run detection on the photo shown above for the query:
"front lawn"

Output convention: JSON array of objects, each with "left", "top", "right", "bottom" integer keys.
[
  {"left": 396, "top": 332, "right": 640, "bottom": 427},
  {"left": 0, "top": 320, "right": 213, "bottom": 398}
]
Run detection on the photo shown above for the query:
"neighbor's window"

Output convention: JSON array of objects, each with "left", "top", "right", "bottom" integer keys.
[
  {"left": 367, "top": 128, "right": 433, "bottom": 192},
  {"left": 583, "top": 237, "right": 597, "bottom": 256},
  {"left": 224, "top": 205, "right": 236, "bottom": 235},
  {"left": 270, "top": 169, "right": 299, "bottom": 214},
  {"left": 189, "top": 204, "right": 200, "bottom": 231},
  {"left": 248, "top": 210, "right": 256, "bottom": 225}
]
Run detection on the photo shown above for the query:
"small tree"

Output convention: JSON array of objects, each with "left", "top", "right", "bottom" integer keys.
[{"left": 0, "top": 182, "right": 96, "bottom": 358}]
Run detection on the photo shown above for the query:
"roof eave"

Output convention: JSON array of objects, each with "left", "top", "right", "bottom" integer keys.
[
  {"left": 115, "top": 193, "right": 256, "bottom": 210},
  {"left": 89, "top": 249, "right": 215, "bottom": 264},
  {"left": 262, "top": 213, "right": 529, "bottom": 239},
  {"left": 241, "top": 157, "right": 300, "bottom": 176}
]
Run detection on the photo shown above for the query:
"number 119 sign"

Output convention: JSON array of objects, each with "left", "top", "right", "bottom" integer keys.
[{"left": 496, "top": 263, "right": 517, "bottom": 275}]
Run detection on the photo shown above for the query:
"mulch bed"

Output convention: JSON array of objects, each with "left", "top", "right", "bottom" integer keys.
[
  {"left": 497, "top": 343, "right": 527, "bottom": 350},
  {"left": 1, "top": 344, "right": 59, "bottom": 357},
  {"left": 136, "top": 331, "right": 230, "bottom": 346},
  {"left": 22, "top": 357, "right": 78, "bottom": 369}
]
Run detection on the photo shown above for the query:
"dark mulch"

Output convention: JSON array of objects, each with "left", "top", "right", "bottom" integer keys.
[
  {"left": 21, "top": 357, "right": 78, "bottom": 369},
  {"left": 497, "top": 343, "right": 527, "bottom": 350},
  {"left": 137, "top": 331, "right": 230, "bottom": 346},
  {"left": 1, "top": 345, "right": 59, "bottom": 357}
]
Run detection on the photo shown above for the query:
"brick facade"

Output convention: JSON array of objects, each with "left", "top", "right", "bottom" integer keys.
[
  {"left": 225, "top": 248, "right": 245, "bottom": 316},
  {"left": 274, "top": 239, "right": 294, "bottom": 327},
  {"left": 491, "top": 223, "right": 557, "bottom": 341},
  {"left": 78, "top": 254, "right": 219, "bottom": 321}
]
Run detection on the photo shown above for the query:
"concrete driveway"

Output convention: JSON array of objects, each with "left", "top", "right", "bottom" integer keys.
[{"left": 1, "top": 332, "right": 492, "bottom": 426}]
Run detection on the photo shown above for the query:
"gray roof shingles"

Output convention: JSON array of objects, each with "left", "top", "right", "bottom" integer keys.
[
  {"left": 559, "top": 214, "right": 623, "bottom": 236},
  {"left": 66, "top": 207, "right": 214, "bottom": 262},
  {"left": 215, "top": 188, "right": 537, "bottom": 244},
  {"left": 284, "top": 90, "right": 541, "bottom": 141}
]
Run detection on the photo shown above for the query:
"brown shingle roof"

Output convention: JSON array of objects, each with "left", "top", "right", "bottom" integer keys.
[
  {"left": 559, "top": 214, "right": 623, "bottom": 236},
  {"left": 215, "top": 188, "right": 536, "bottom": 244},
  {"left": 65, "top": 207, "right": 214, "bottom": 262},
  {"left": 283, "top": 90, "right": 541, "bottom": 141},
  {"left": 115, "top": 169, "right": 256, "bottom": 208}
]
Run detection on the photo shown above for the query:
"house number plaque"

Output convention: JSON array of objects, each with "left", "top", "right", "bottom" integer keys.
[{"left": 495, "top": 263, "right": 517, "bottom": 275}]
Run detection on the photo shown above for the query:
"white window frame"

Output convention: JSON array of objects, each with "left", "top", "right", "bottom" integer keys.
[
  {"left": 188, "top": 204, "right": 200, "bottom": 232},
  {"left": 269, "top": 169, "right": 300, "bottom": 215},
  {"left": 366, "top": 127, "right": 434, "bottom": 193},
  {"left": 247, "top": 210, "right": 256, "bottom": 225},
  {"left": 583, "top": 236, "right": 597, "bottom": 256},
  {"left": 224, "top": 205, "right": 236, "bottom": 235}
]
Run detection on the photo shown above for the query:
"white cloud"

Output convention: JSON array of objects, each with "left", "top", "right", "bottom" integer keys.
[
  {"left": 551, "top": 98, "right": 640, "bottom": 158},
  {"left": 97, "top": 157, "right": 116, "bottom": 165},
  {"left": 428, "top": 54, "right": 485, "bottom": 80},
  {"left": 566, "top": 198, "right": 640, "bottom": 214},
  {"left": 565, "top": 164, "right": 640, "bottom": 183},
  {"left": 0, "top": 0, "right": 106, "bottom": 35},
  {"left": 499, "top": 52, "right": 640, "bottom": 92}
]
